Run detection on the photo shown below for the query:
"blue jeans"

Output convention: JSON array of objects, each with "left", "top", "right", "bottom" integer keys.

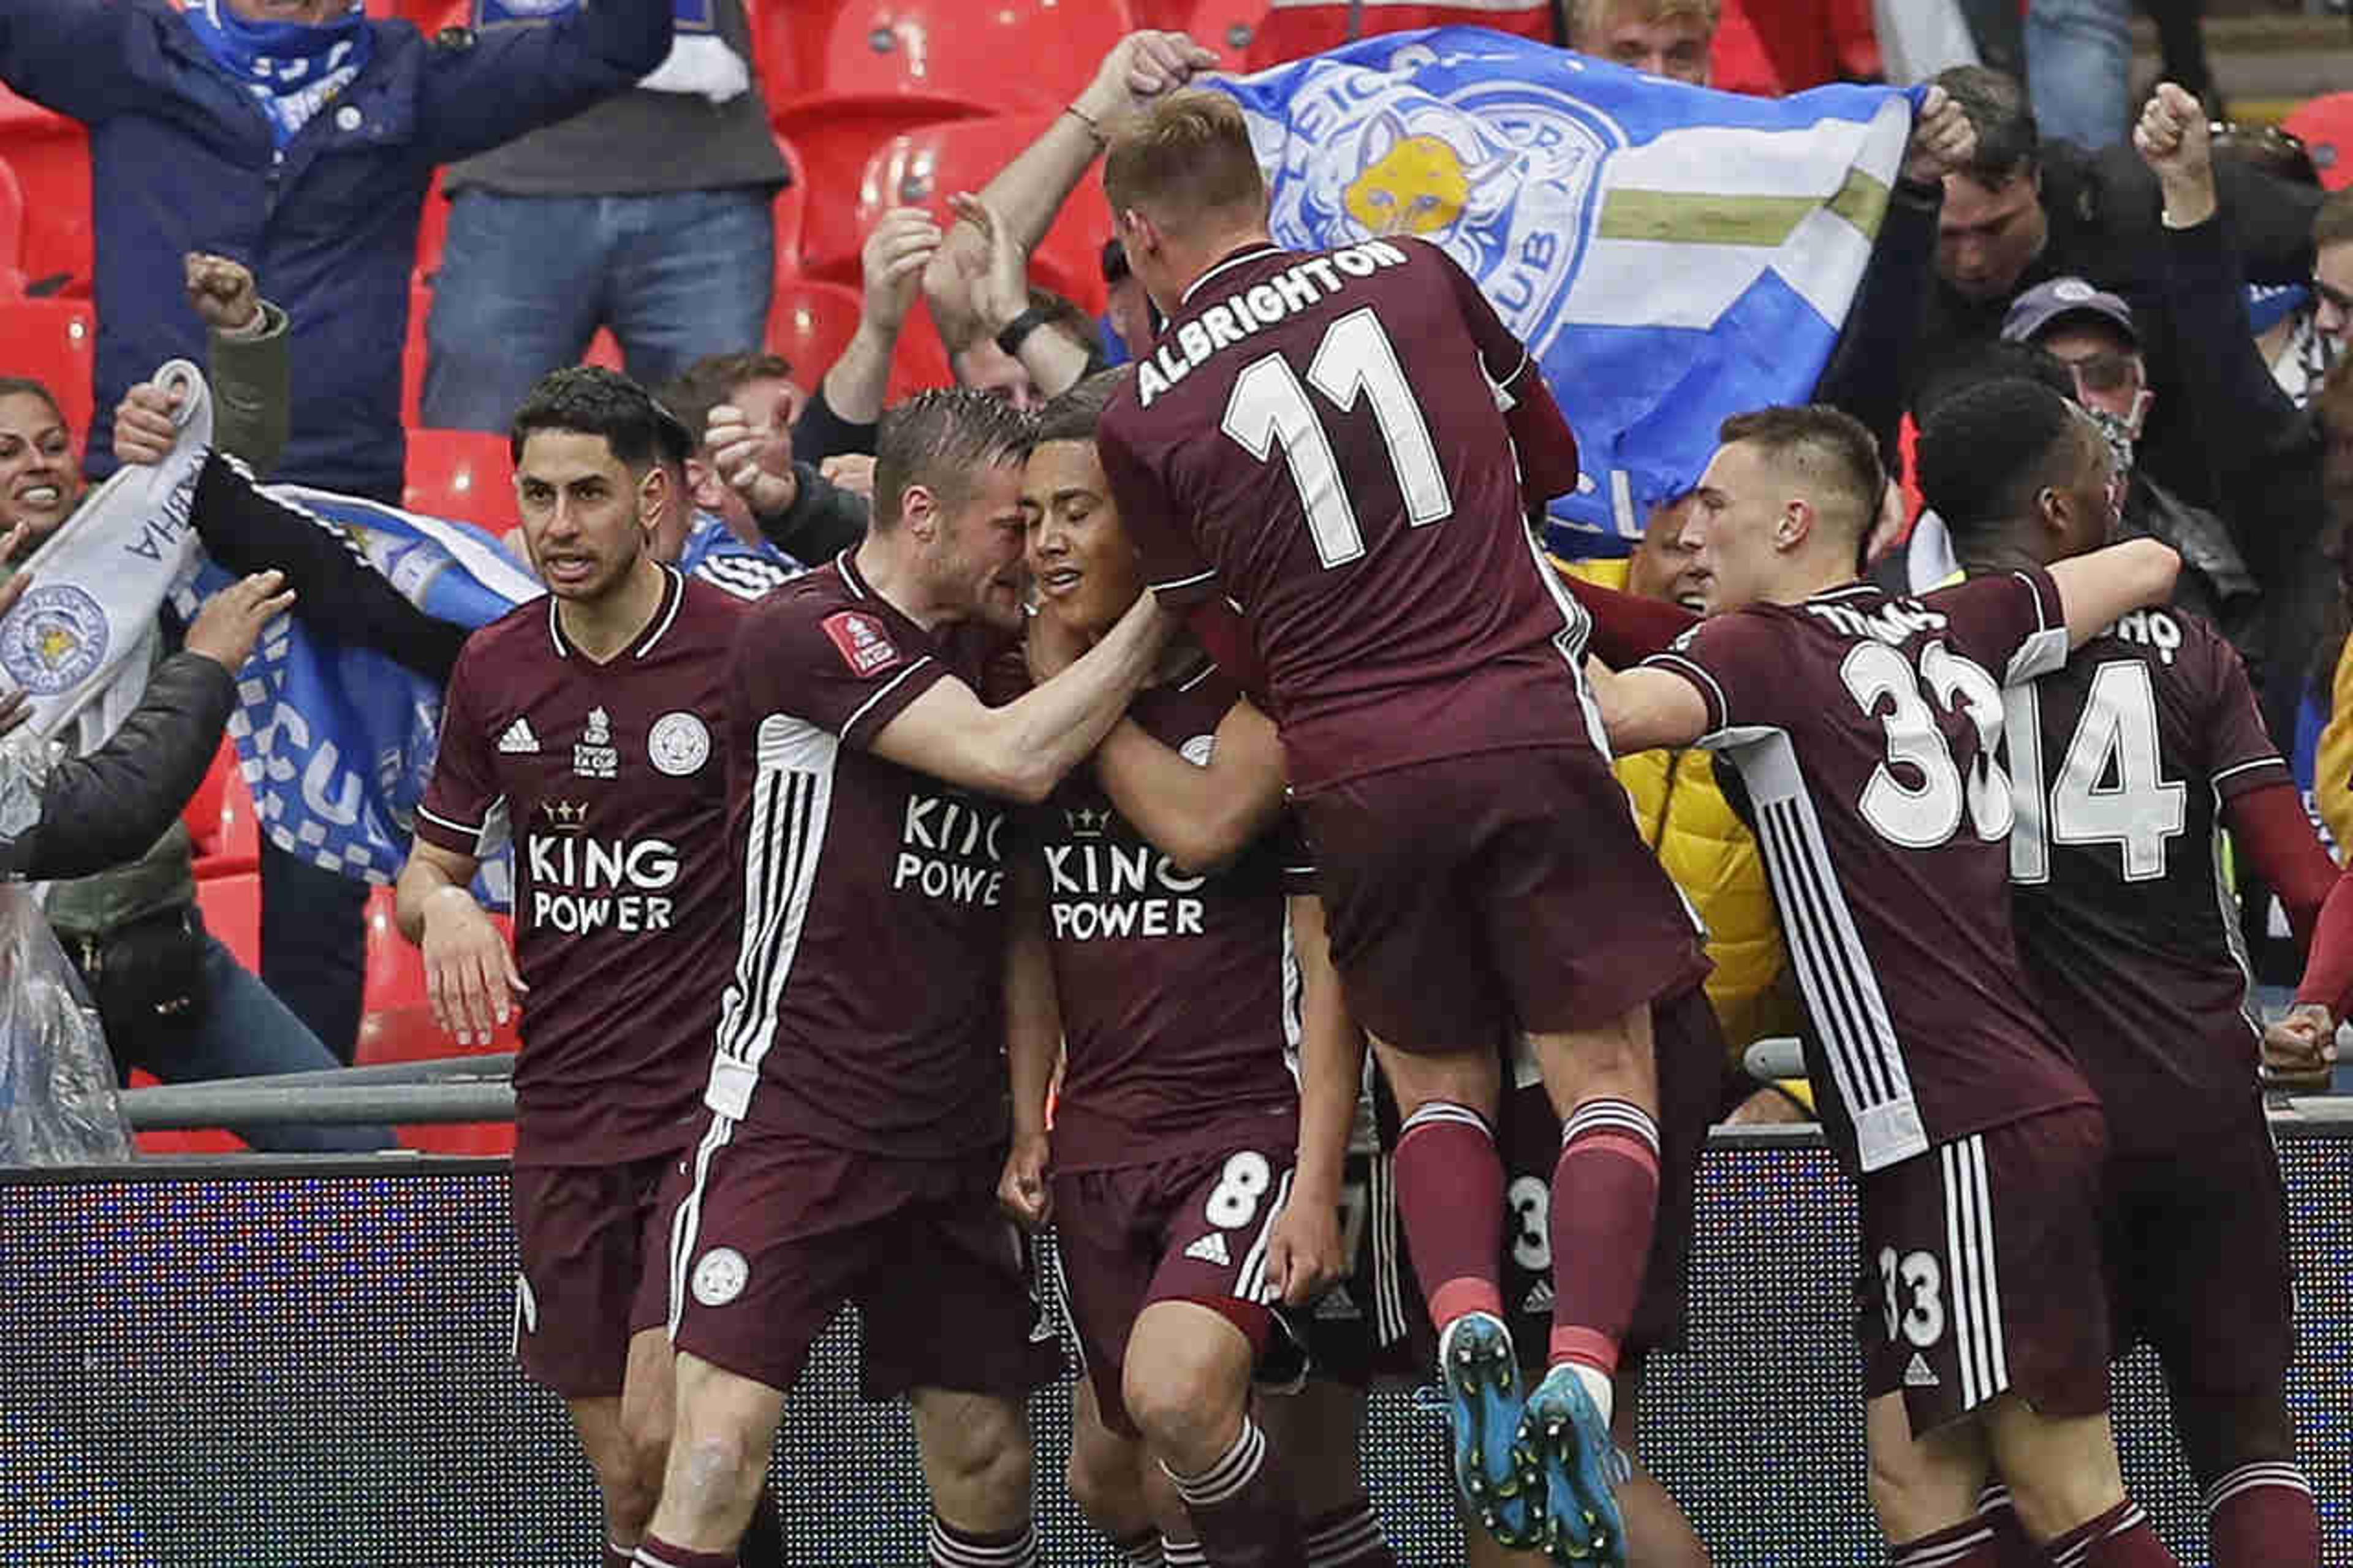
[
  {"left": 2026, "top": 0, "right": 2134, "bottom": 148},
  {"left": 116, "top": 933, "right": 396, "bottom": 1154},
  {"left": 421, "top": 186, "right": 776, "bottom": 433}
]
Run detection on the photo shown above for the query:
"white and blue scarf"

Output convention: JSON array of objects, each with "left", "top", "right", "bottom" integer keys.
[
  {"left": 184, "top": 0, "right": 374, "bottom": 148},
  {"left": 476, "top": 0, "right": 746, "bottom": 102}
]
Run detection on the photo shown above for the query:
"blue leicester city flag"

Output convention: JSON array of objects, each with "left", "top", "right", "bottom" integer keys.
[
  {"left": 1215, "top": 27, "right": 1914, "bottom": 558},
  {"left": 181, "top": 489, "right": 541, "bottom": 906}
]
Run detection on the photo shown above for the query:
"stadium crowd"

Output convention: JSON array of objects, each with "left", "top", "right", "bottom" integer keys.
[{"left": 4, "top": 0, "right": 2353, "bottom": 1565}]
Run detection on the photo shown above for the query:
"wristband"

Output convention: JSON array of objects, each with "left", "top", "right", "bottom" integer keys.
[
  {"left": 996, "top": 305, "right": 1057, "bottom": 358},
  {"left": 1062, "top": 102, "right": 1105, "bottom": 145}
]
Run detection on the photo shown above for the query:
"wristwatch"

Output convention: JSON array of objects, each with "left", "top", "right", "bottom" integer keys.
[{"left": 995, "top": 305, "right": 1056, "bottom": 358}]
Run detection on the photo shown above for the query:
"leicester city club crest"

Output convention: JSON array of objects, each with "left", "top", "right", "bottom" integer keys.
[
  {"left": 1238, "top": 38, "right": 1617, "bottom": 352},
  {"left": 0, "top": 583, "right": 110, "bottom": 695}
]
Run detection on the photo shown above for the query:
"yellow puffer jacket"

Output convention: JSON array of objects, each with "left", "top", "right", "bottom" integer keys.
[
  {"left": 1561, "top": 559, "right": 1806, "bottom": 1100},
  {"left": 2317, "top": 640, "right": 2353, "bottom": 860}
]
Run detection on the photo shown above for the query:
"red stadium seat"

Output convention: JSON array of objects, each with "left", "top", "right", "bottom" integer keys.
[
  {"left": 860, "top": 113, "right": 1113, "bottom": 315},
  {"left": 771, "top": 94, "right": 993, "bottom": 277},
  {"left": 195, "top": 871, "right": 263, "bottom": 974},
  {"left": 0, "top": 156, "right": 26, "bottom": 295},
  {"left": 585, "top": 328, "right": 623, "bottom": 371},
  {"left": 0, "top": 296, "right": 96, "bottom": 449},
  {"left": 767, "top": 275, "right": 863, "bottom": 375},
  {"left": 1186, "top": 0, "right": 1268, "bottom": 59},
  {"left": 184, "top": 739, "right": 262, "bottom": 880},
  {"left": 773, "top": 131, "right": 808, "bottom": 272},
  {"left": 403, "top": 427, "right": 515, "bottom": 532},
  {"left": 767, "top": 275, "right": 952, "bottom": 404},
  {"left": 0, "top": 88, "right": 92, "bottom": 296},
  {"left": 802, "top": 0, "right": 1137, "bottom": 112}
]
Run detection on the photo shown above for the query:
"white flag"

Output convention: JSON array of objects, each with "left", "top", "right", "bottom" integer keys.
[{"left": 0, "top": 360, "right": 214, "bottom": 744}]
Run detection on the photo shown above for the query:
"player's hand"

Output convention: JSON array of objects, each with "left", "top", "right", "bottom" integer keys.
[
  {"left": 707, "top": 403, "right": 798, "bottom": 518},
  {"left": 1263, "top": 1194, "right": 1347, "bottom": 1308},
  {"left": 2135, "top": 83, "right": 2216, "bottom": 225},
  {"left": 2262, "top": 1002, "right": 2336, "bottom": 1089},
  {"left": 947, "top": 192, "right": 1031, "bottom": 338},
  {"left": 421, "top": 885, "right": 528, "bottom": 1047},
  {"left": 860, "top": 206, "right": 943, "bottom": 337},
  {"left": 183, "top": 570, "right": 295, "bottom": 673},
  {"left": 114, "top": 382, "right": 184, "bottom": 468},
  {"left": 1025, "top": 600, "right": 1091, "bottom": 683},
  {"left": 1075, "top": 29, "right": 1220, "bottom": 132},
  {"left": 998, "top": 1130, "right": 1053, "bottom": 1229},
  {"left": 184, "top": 251, "right": 263, "bottom": 335},
  {"left": 819, "top": 452, "right": 876, "bottom": 499}
]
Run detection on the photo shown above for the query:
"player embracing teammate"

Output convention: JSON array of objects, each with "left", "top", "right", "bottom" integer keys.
[{"left": 1093, "top": 90, "right": 1719, "bottom": 1566}]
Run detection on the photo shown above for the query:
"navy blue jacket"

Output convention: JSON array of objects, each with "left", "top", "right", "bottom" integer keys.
[{"left": 0, "top": 0, "right": 671, "bottom": 501}]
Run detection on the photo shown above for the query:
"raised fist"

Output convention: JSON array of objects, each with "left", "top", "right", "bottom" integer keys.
[{"left": 184, "top": 252, "right": 263, "bottom": 335}]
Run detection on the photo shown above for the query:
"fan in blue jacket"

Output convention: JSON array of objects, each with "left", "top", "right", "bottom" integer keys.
[{"left": 0, "top": 0, "right": 672, "bottom": 503}]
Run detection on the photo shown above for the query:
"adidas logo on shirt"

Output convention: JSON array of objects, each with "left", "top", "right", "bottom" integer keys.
[
  {"left": 497, "top": 717, "right": 539, "bottom": 754},
  {"left": 1904, "top": 1353, "right": 1939, "bottom": 1388},
  {"left": 1183, "top": 1232, "right": 1232, "bottom": 1267}
]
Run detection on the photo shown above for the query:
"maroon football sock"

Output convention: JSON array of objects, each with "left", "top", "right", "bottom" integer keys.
[
  {"left": 1889, "top": 1517, "right": 2001, "bottom": 1566},
  {"left": 2207, "top": 1464, "right": 2320, "bottom": 1568},
  {"left": 1545, "top": 1097, "right": 1659, "bottom": 1377},
  {"left": 2038, "top": 1501, "right": 2181, "bottom": 1566},
  {"left": 1392, "top": 1102, "right": 1506, "bottom": 1328},
  {"left": 1161, "top": 1415, "right": 1303, "bottom": 1568},
  {"left": 1977, "top": 1483, "right": 2041, "bottom": 1568},
  {"left": 1302, "top": 1492, "right": 1397, "bottom": 1567},
  {"left": 632, "top": 1538, "right": 737, "bottom": 1568},
  {"left": 925, "top": 1516, "right": 1037, "bottom": 1567}
]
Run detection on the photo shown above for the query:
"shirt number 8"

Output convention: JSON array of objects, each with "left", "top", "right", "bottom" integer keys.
[{"left": 1205, "top": 1152, "right": 1274, "bottom": 1229}]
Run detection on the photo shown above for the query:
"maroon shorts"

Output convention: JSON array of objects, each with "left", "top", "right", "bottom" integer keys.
[
  {"left": 2102, "top": 1089, "right": 2295, "bottom": 1396},
  {"left": 1331, "top": 983, "right": 1723, "bottom": 1382},
  {"left": 1294, "top": 746, "right": 1708, "bottom": 1055},
  {"left": 510, "top": 1152, "right": 678, "bottom": 1399},
  {"left": 1855, "top": 1107, "right": 2113, "bottom": 1437},
  {"left": 1050, "top": 1125, "right": 1304, "bottom": 1438},
  {"left": 667, "top": 1119, "right": 1064, "bottom": 1401}
]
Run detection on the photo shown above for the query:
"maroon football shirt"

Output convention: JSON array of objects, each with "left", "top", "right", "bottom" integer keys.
[
  {"left": 1097, "top": 237, "right": 1597, "bottom": 793},
  {"left": 2004, "top": 606, "right": 2284, "bottom": 1126},
  {"left": 415, "top": 569, "right": 749, "bottom": 1167},
  {"left": 1033, "top": 659, "right": 1311, "bottom": 1173},
  {"left": 1645, "top": 570, "right": 2095, "bottom": 1173},
  {"left": 703, "top": 551, "right": 1020, "bottom": 1158}
]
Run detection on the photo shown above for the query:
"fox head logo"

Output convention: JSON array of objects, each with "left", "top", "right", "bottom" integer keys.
[{"left": 1342, "top": 110, "right": 1514, "bottom": 238}]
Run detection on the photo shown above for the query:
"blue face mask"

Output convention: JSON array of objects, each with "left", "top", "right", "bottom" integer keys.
[{"left": 184, "top": 0, "right": 374, "bottom": 148}]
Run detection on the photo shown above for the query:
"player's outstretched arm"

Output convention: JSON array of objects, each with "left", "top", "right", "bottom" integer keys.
[
  {"left": 396, "top": 838, "right": 526, "bottom": 1048},
  {"left": 1583, "top": 660, "right": 1711, "bottom": 756},
  {"left": 2047, "top": 539, "right": 2181, "bottom": 650},
  {"left": 920, "top": 29, "right": 1216, "bottom": 350},
  {"left": 999, "top": 866, "right": 1061, "bottom": 1230},
  {"left": 868, "top": 591, "right": 1173, "bottom": 802},
  {"left": 1092, "top": 694, "right": 1285, "bottom": 874},
  {"left": 1265, "top": 893, "right": 1356, "bottom": 1308}
]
